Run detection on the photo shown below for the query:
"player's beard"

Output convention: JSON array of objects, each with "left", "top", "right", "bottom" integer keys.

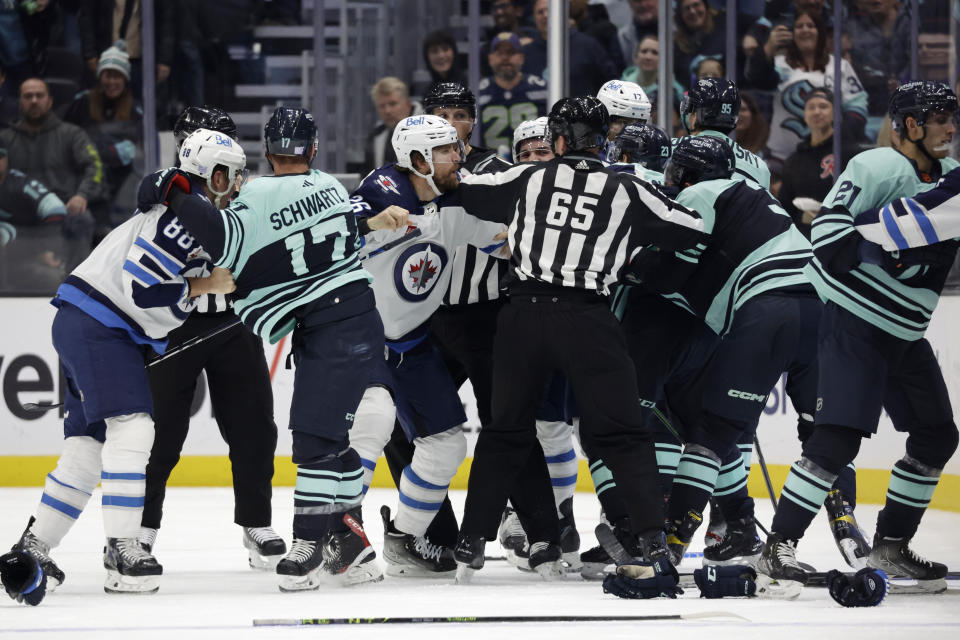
[{"left": 433, "top": 166, "right": 460, "bottom": 192}]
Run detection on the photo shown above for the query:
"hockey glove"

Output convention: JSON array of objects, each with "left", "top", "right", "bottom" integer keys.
[
  {"left": 827, "top": 568, "right": 887, "bottom": 607},
  {"left": 137, "top": 168, "right": 193, "bottom": 212},
  {"left": 0, "top": 551, "right": 47, "bottom": 606},
  {"left": 693, "top": 564, "right": 757, "bottom": 598},
  {"left": 602, "top": 561, "right": 683, "bottom": 599}
]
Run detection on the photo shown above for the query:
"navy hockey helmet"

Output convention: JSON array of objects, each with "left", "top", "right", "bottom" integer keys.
[
  {"left": 610, "top": 123, "right": 672, "bottom": 171},
  {"left": 680, "top": 78, "right": 740, "bottom": 134},
  {"left": 422, "top": 82, "right": 477, "bottom": 120},
  {"left": 664, "top": 135, "right": 735, "bottom": 188},
  {"left": 547, "top": 96, "right": 610, "bottom": 152},
  {"left": 174, "top": 106, "right": 237, "bottom": 149},
  {"left": 889, "top": 81, "right": 958, "bottom": 133},
  {"left": 264, "top": 107, "right": 318, "bottom": 162}
]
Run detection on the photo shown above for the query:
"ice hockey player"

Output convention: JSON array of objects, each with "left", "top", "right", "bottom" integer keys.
[
  {"left": 756, "top": 80, "right": 959, "bottom": 598},
  {"left": 9, "top": 128, "right": 241, "bottom": 594},
  {"left": 606, "top": 122, "right": 671, "bottom": 180},
  {"left": 596, "top": 79, "right": 651, "bottom": 162},
  {"left": 159, "top": 108, "right": 388, "bottom": 591},
  {"left": 138, "top": 105, "right": 286, "bottom": 571},
  {"left": 346, "top": 114, "right": 508, "bottom": 578}
]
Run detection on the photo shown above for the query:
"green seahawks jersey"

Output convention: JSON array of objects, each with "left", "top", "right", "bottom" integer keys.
[
  {"left": 804, "top": 148, "right": 960, "bottom": 341},
  {"left": 672, "top": 130, "right": 772, "bottom": 190},
  {"left": 674, "top": 178, "right": 812, "bottom": 335},
  {"left": 216, "top": 170, "right": 372, "bottom": 343}
]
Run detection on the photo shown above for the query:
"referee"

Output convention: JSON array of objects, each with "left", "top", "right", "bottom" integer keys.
[
  {"left": 138, "top": 107, "right": 285, "bottom": 569},
  {"left": 452, "top": 96, "right": 708, "bottom": 575}
]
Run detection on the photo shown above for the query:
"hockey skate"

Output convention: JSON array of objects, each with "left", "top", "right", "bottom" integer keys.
[
  {"left": 320, "top": 510, "right": 382, "bottom": 586},
  {"left": 557, "top": 498, "right": 582, "bottom": 573},
  {"left": 703, "top": 498, "right": 726, "bottom": 548},
  {"left": 824, "top": 490, "right": 871, "bottom": 569},
  {"left": 665, "top": 509, "right": 703, "bottom": 565},
  {"left": 103, "top": 537, "right": 163, "bottom": 594},
  {"left": 703, "top": 517, "right": 762, "bottom": 566},
  {"left": 138, "top": 527, "right": 157, "bottom": 553},
  {"left": 12, "top": 517, "right": 65, "bottom": 591},
  {"left": 578, "top": 543, "right": 613, "bottom": 580},
  {"left": 380, "top": 506, "right": 455, "bottom": 577},
  {"left": 867, "top": 534, "right": 947, "bottom": 593},
  {"left": 453, "top": 533, "right": 485, "bottom": 584},
  {"left": 755, "top": 533, "right": 806, "bottom": 599},
  {"left": 498, "top": 507, "right": 527, "bottom": 569},
  {"left": 276, "top": 538, "right": 324, "bottom": 592},
  {"left": 242, "top": 526, "right": 286, "bottom": 570},
  {"left": 528, "top": 542, "right": 564, "bottom": 580}
]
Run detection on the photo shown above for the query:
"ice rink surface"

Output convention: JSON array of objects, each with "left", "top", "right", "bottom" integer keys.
[{"left": 0, "top": 487, "right": 958, "bottom": 639}]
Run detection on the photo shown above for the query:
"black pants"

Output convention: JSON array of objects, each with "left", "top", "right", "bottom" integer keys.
[
  {"left": 143, "top": 312, "right": 278, "bottom": 529},
  {"left": 462, "top": 291, "right": 664, "bottom": 540}
]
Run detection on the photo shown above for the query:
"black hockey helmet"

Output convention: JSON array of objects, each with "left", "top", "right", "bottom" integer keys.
[
  {"left": 889, "top": 81, "right": 958, "bottom": 133},
  {"left": 264, "top": 106, "right": 318, "bottom": 162},
  {"left": 173, "top": 106, "right": 237, "bottom": 149},
  {"left": 680, "top": 78, "right": 740, "bottom": 134},
  {"left": 547, "top": 96, "right": 610, "bottom": 152},
  {"left": 610, "top": 123, "right": 672, "bottom": 171},
  {"left": 422, "top": 82, "right": 477, "bottom": 120},
  {"left": 664, "top": 135, "right": 735, "bottom": 188}
]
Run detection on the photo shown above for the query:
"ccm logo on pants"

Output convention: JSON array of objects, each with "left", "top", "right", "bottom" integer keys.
[{"left": 727, "top": 389, "right": 768, "bottom": 403}]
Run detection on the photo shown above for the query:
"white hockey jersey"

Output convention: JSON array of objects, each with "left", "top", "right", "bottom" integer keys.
[
  {"left": 351, "top": 165, "right": 507, "bottom": 345},
  {"left": 54, "top": 204, "right": 210, "bottom": 353}
]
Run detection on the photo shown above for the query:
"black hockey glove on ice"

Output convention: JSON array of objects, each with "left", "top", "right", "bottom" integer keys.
[
  {"left": 0, "top": 551, "right": 47, "bottom": 606},
  {"left": 693, "top": 564, "right": 756, "bottom": 598}
]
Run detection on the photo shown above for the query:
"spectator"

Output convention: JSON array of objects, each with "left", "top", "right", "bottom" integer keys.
[
  {"left": 0, "top": 78, "right": 104, "bottom": 230},
  {"left": 691, "top": 55, "right": 724, "bottom": 81},
  {"left": 621, "top": 34, "right": 684, "bottom": 127},
  {"left": 63, "top": 40, "right": 142, "bottom": 223},
  {"left": 744, "top": 9, "right": 868, "bottom": 162},
  {"left": 570, "top": 0, "right": 624, "bottom": 74},
  {"left": 735, "top": 91, "right": 770, "bottom": 155},
  {"left": 411, "top": 30, "right": 467, "bottom": 99},
  {"left": 362, "top": 76, "right": 423, "bottom": 177},
  {"left": 617, "top": 0, "right": 658, "bottom": 69},
  {"left": 779, "top": 88, "right": 861, "bottom": 239},
  {"left": 0, "top": 66, "right": 20, "bottom": 127},
  {"left": 846, "top": 0, "right": 911, "bottom": 116},
  {"left": 488, "top": 0, "right": 537, "bottom": 44},
  {"left": 0, "top": 0, "right": 32, "bottom": 92},
  {"left": 673, "top": 0, "right": 726, "bottom": 87},
  {"left": 478, "top": 32, "right": 547, "bottom": 158},
  {"left": 522, "top": 0, "right": 617, "bottom": 97},
  {"left": 78, "top": 1, "right": 176, "bottom": 99}
]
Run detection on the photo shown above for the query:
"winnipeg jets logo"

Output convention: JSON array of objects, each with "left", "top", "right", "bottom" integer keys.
[
  {"left": 393, "top": 242, "right": 448, "bottom": 302},
  {"left": 376, "top": 174, "right": 401, "bottom": 195}
]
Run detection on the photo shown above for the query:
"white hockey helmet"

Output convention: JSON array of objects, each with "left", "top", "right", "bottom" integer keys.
[
  {"left": 512, "top": 116, "right": 549, "bottom": 162},
  {"left": 392, "top": 114, "right": 464, "bottom": 196},
  {"left": 597, "top": 79, "right": 652, "bottom": 123},
  {"left": 178, "top": 127, "right": 247, "bottom": 199}
]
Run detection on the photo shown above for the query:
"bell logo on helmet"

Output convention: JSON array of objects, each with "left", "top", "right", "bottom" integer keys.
[
  {"left": 214, "top": 135, "right": 233, "bottom": 147},
  {"left": 406, "top": 116, "right": 425, "bottom": 127}
]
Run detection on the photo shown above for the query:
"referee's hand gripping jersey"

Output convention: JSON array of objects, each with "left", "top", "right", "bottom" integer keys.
[{"left": 453, "top": 96, "right": 709, "bottom": 581}]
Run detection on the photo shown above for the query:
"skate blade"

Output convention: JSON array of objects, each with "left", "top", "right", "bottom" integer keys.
[
  {"left": 504, "top": 549, "right": 531, "bottom": 571},
  {"left": 455, "top": 564, "right": 478, "bottom": 584},
  {"left": 560, "top": 551, "right": 583, "bottom": 573},
  {"left": 104, "top": 570, "right": 160, "bottom": 594},
  {"left": 579, "top": 562, "right": 611, "bottom": 581},
  {"left": 837, "top": 539, "right": 869, "bottom": 570},
  {"left": 533, "top": 560, "right": 565, "bottom": 581},
  {"left": 702, "top": 552, "right": 761, "bottom": 568},
  {"left": 888, "top": 578, "right": 948, "bottom": 594},
  {"left": 248, "top": 550, "right": 284, "bottom": 571},
  {"left": 384, "top": 562, "right": 456, "bottom": 578},
  {"left": 755, "top": 573, "right": 803, "bottom": 600},
  {"left": 278, "top": 564, "right": 324, "bottom": 592},
  {"left": 329, "top": 548, "right": 384, "bottom": 587}
]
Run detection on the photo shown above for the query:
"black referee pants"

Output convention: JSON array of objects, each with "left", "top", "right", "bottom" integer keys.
[
  {"left": 462, "top": 291, "right": 664, "bottom": 540},
  {"left": 142, "top": 313, "right": 278, "bottom": 529}
]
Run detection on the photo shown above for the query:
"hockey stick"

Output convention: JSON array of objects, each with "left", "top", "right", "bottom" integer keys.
[
  {"left": 364, "top": 227, "right": 423, "bottom": 259},
  {"left": 21, "top": 318, "right": 245, "bottom": 414},
  {"left": 253, "top": 611, "right": 747, "bottom": 626},
  {"left": 753, "top": 435, "right": 778, "bottom": 511}
]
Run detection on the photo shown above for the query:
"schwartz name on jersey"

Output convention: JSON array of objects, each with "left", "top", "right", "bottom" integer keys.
[
  {"left": 350, "top": 164, "right": 507, "bottom": 345},
  {"left": 53, "top": 203, "right": 209, "bottom": 352}
]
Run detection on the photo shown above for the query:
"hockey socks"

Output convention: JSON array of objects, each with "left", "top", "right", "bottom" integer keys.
[
  {"left": 587, "top": 459, "right": 630, "bottom": 523},
  {"left": 773, "top": 457, "right": 837, "bottom": 541},
  {"left": 33, "top": 436, "right": 102, "bottom": 547},
  {"left": 394, "top": 426, "right": 465, "bottom": 536},
  {"left": 875, "top": 457, "right": 941, "bottom": 540},
  {"left": 348, "top": 386, "right": 396, "bottom": 495},
  {"left": 101, "top": 414, "right": 153, "bottom": 539},
  {"left": 536, "top": 420, "right": 578, "bottom": 508},
  {"left": 668, "top": 444, "right": 721, "bottom": 522},
  {"left": 293, "top": 448, "right": 364, "bottom": 540}
]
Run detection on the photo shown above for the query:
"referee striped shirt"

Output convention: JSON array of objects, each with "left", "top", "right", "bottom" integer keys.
[
  {"left": 459, "top": 154, "right": 707, "bottom": 296},
  {"left": 442, "top": 147, "right": 513, "bottom": 305}
]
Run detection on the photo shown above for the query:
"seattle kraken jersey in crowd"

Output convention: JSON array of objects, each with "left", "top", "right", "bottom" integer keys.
[
  {"left": 805, "top": 148, "right": 960, "bottom": 341},
  {"left": 459, "top": 155, "right": 706, "bottom": 296},
  {"left": 0, "top": 168, "right": 67, "bottom": 225},
  {"left": 209, "top": 170, "right": 371, "bottom": 343},
  {"left": 672, "top": 130, "right": 772, "bottom": 190},
  {"left": 53, "top": 204, "right": 208, "bottom": 352},
  {"left": 672, "top": 178, "right": 813, "bottom": 336},
  {"left": 351, "top": 164, "right": 507, "bottom": 344},
  {"left": 443, "top": 147, "right": 514, "bottom": 306},
  {"left": 477, "top": 75, "right": 548, "bottom": 159}
]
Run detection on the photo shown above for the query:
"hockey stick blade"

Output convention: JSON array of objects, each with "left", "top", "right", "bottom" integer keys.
[
  {"left": 21, "top": 401, "right": 64, "bottom": 413},
  {"left": 594, "top": 523, "right": 635, "bottom": 565},
  {"left": 253, "top": 612, "right": 748, "bottom": 626}
]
